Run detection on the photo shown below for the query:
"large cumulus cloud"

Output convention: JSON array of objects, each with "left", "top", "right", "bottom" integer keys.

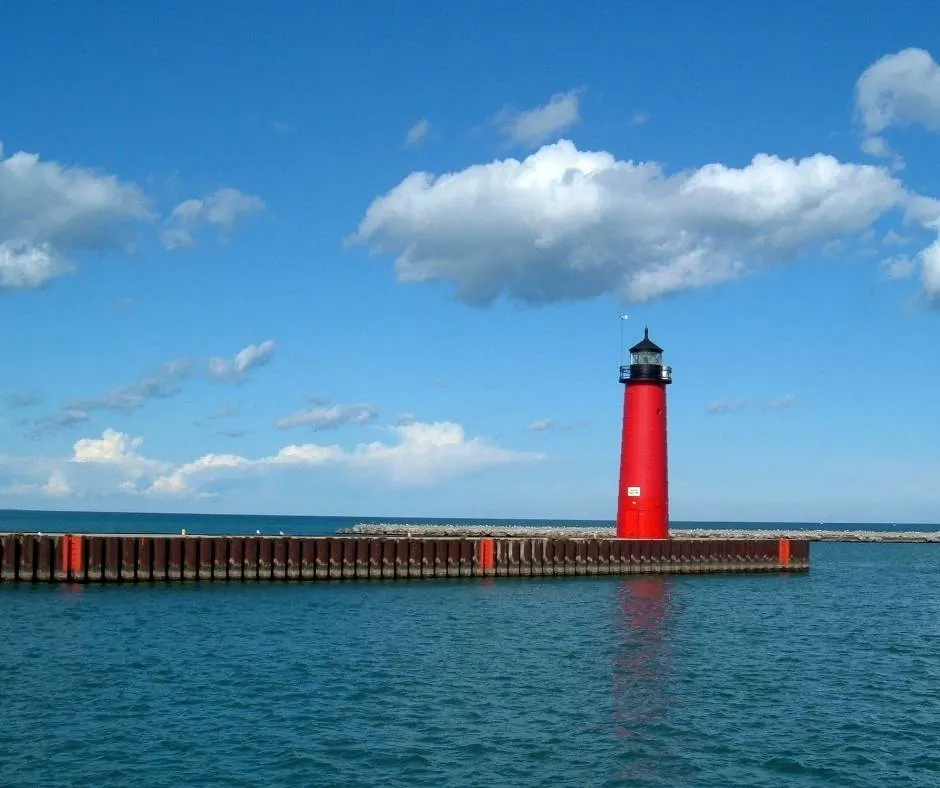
[{"left": 354, "top": 140, "right": 936, "bottom": 305}]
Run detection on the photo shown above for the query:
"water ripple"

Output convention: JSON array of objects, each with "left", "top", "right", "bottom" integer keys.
[{"left": 1, "top": 543, "right": 938, "bottom": 786}]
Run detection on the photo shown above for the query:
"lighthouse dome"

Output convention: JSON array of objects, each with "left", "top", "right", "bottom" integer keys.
[{"left": 629, "top": 328, "right": 663, "bottom": 365}]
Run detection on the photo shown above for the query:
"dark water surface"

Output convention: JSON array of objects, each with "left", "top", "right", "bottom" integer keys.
[{"left": 1, "top": 513, "right": 939, "bottom": 786}]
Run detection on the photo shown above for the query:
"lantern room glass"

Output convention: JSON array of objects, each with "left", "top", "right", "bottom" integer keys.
[{"left": 632, "top": 350, "right": 662, "bottom": 366}]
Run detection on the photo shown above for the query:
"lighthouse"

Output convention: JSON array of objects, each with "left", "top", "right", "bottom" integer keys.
[{"left": 616, "top": 328, "right": 672, "bottom": 539}]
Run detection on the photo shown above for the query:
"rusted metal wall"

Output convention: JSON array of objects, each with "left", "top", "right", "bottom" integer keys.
[{"left": 0, "top": 534, "right": 810, "bottom": 583}]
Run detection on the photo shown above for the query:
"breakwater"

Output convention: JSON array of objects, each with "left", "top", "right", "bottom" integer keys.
[
  {"left": 0, "top": 532, "right": 807, "bottom": 583},
  {"left": 346, "top": 524, "right": 940, "bottom": 542}
]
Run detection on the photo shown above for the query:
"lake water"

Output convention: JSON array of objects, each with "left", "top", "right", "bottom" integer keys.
[{"left": 1, "top": 511, "right": 938, "bottom": 787}]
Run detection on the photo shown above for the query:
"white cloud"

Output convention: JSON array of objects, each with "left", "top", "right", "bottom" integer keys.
[
  {"left": 355, "top": 139, "right": 933, "bottom": 305},
  {"left": 159, "top": 227, "right": 195, "bottom": 251},
  {"left": 265, "top": 443, "right": 347, "bottom": 466},
  {"left": 5, "top": 418, "right": 538, "bottom": 500},
  {"left": 882, "top": 255, "right": 915, "bottom": 280},
  {"left": 706, "top": 397, "right": 796, "bottom": 413},
  {"left": 188, "top": 188, "right": 263, "bottom": 229},
  {"left": 72, "top": 428, "right": 142, "bottom": 462},
  {"left": 31, "top": 345, "right": 269, "bottom": 437},
  {"left": 43, "top": 469, "right": 71, "bottom": 497},
  {"left": 856, "top": 48, "right": 940, "bottom": 136},
  {"left": 883, "top": 229, "right": 910, "bottom": 246},
  {"left": 146, "top": 420, "right": 543, "bottom": 495},
  {"left": 527, "top": 419, "right": 555, "bottom": 432},
  {"left": 343, "top": 421, "right": 543, "bottom": 485},
  {"left": 496, "top": 90, "right": 582, "bottom": 147},
  {"left": 0, "top": 241, "right": 72, "bottom": 289},
  {"left": 149, "top": 443, "right": 350, "bottom": 497},
  {"left": 0, "top": 469, "right": 71, "bottom": 498},
  {"left": 27, "top": 408, "right": 89, "bottom": 438},
  {"left": 919, "top": 239, "right": 940, "bottom": 300},
  {"left": 0, "top": 145, "right": 151, "bottom": 247},
  {"left": 161, "top": 187, "right": 265, "bottom": 250},
  {"left": 405, "top": 120, "right": 430, "bottom": 147},
  {"left": 149, "top": 452, "right": 255, "bottom": 497},
  {"left": 526, "top": 418, "right": 589, "bottom": 432},
  {"left": 56, "top": 408, "right": 91, "bottom": 425},
  {"left": 629, "top": 111, "right": 651, "bottom": 126},
  {"left": 763, "top": 394, "right": 798, "bottom": 411},
  {"left": 860, "top": 136, "right": 889, "bottom": 156},
  {"left": 855, "top": 48, "right": 940, "bottom": 167},
  {"left": 207, "top": 340, "right": 275, "bottom": 383},
  {"left": 71, "top": 428, "right": 169, "bottom": 478},
  {"left": 70, "top": 359, "right": 190, "bottom": 412},
  {"left": 276, "top": 402, "right": 378, "bottom": 430},
  {"left": 907, "top": 196, "right": 940, "bottom": 231},
  {"left": 859, "top": 135, "right": 905, "bottom": 170},
  {"left": 0, "top": 145, "right": 150, "bottom": 290}
]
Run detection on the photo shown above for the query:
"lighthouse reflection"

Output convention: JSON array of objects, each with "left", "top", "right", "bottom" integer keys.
[{"left": 611, "top": 576, "right": 675, "bottom": 739}]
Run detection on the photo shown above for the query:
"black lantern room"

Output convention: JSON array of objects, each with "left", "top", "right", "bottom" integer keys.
[{"left": 620, "top": 328, "right": 672, "bottom": 384}]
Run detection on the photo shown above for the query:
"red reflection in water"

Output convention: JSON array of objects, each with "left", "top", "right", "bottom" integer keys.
[{"left": 611, "top": 576, "right": 673, "bottom": 738}]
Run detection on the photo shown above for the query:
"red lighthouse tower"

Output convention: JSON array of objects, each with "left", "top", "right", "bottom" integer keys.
[{"left": 616, "top": 328, "right": 672, "bottom": 539}]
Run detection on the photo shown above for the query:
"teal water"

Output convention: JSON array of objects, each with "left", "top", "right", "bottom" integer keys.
[{"left": 1, "top": 512, "right": 939, "bottom": 787}]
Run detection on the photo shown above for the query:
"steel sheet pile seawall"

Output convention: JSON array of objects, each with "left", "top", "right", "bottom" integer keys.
[{"left": 0, "top": 534, "right": 809, "bottom": 583}]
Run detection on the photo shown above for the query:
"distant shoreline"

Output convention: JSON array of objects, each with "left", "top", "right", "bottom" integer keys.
[
  {"left": 345, "top": 524, "right": 940, "bottom": 543},
  {"left": 0, "top": 509, "right": 937, "bottom": 531}
]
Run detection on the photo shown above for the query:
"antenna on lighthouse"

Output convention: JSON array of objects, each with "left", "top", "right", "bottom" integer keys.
[{"left": 619, "top": 314, "right": 629, "bottom": 364}]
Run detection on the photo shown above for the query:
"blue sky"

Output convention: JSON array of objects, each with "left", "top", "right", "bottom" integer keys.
[{"left": 1, "top": 0, "right": 938, "bottom": 523}]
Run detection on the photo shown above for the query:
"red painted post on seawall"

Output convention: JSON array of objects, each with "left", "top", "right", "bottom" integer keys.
[
  {"left": 778, "top": 538, "right": 791, "bottom": 567},
  {"left": 616, "top": 328, "right": 672, "bottom": 540},
  {"left": 58, "top": 534, "right": 85, "bottom": 581},
  {"left": 479, "top": 538, "right": 495, "bottom": 573}
]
